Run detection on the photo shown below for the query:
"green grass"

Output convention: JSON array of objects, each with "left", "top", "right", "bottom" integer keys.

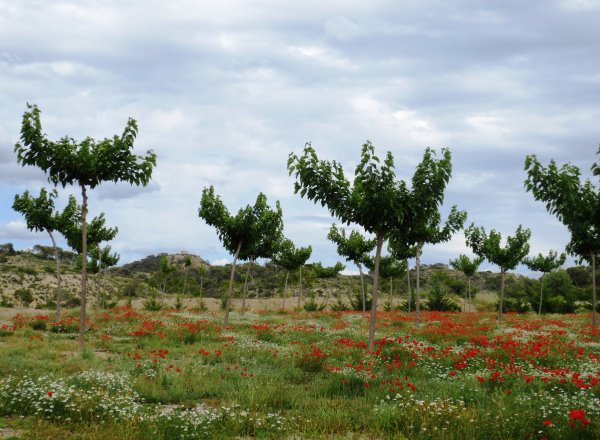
[{"left": 0, "top": 306, "right": 599, "bottom": 439}]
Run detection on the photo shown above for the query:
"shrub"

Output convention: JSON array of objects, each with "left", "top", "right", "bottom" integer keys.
[
  {"left": 14, "top": 289, "right": 34, "bottom": 306},
  {"left": 424, "top": 284, "right": 460, "bottom": 312},
  {"left": 303, "top": 295, "right": 325, "bottom": 312},
  {"left": 30, "top": 320, "right": 47, "bottom": 331},
  {"left": 143, "top": 294, "right": 162, "bottom": 312},
  {"left": 330, "top": 297, "right": 350, "bottom": 312},
  {"left": 349, "top": 290, "right": 372, "bottom": 311}
]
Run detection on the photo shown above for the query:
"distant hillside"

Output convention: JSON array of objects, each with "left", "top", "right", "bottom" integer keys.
[
  {"left": 111, "top": 252, "right": 210, "bottom": 275},
  {"left": 0, "top": 242, "right": 596, "bottom": 313}
]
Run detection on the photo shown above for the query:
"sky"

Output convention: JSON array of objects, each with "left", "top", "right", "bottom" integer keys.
[{"left": 0, "top": 0, "right": 599, "bottom": 276}]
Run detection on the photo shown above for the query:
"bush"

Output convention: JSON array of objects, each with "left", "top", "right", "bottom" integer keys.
[
  {"left": 143, "top": 294, "right": 162, "bottom": 312},
  {"left": 330, "top": 297, "right": 350, "bottom": 312},
  {"left": 303, "top": 295, "right": 325, "bottom": 312},
  {"left": 349, "top": 290, "right": 372, "bottom": 311},
  {"left": 424, "top": 284, "right": 460, "bottom": 312},
  {"left": 0, "top": 296, "right": 14, "bottom": 308},
  {"left": 14, "top": 289, "right": 34, "bottom": 306},
  {"left": 30, "top": 320, "right": 47, "bottom": 331}
]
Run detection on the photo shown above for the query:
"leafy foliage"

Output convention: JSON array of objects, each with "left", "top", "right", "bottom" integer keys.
[
  {"left": 449, "top": 254, "right": 484, "bottom": 278},
  {"left": 465, "top": 224, "right": 531, "bottom": 321},
  {"left": 14, "top": 104, "right": 156, "bottom": 348},
  {"left": 424, "top": 284, "right": 460, "bottom": 312},
  {"left": 312, "top": 262, "right": 345, "bottom": 279},
  {"left": 199, "top": 187, "right": 283, "bottom": 324}
]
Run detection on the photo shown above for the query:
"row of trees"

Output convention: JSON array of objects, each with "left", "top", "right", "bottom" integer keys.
[{"left": 10, "top": 103, "right": 599, "bottom": 349}]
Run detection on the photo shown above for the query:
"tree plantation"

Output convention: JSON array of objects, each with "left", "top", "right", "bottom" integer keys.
[{"left": 0, "top": 105, "right": 599, "bottom": 439}]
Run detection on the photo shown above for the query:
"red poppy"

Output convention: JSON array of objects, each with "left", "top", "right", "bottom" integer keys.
[
  {"left": 47, "top": 391, "right": 53, "bottom": 397},
  {"left": 543, "top": 420, "right": 552, "bottom": 426},
  {"left": 570, "top": 409, "right": 585, "bottom": 420}
]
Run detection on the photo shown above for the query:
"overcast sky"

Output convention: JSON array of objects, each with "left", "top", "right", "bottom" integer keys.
[{"left": 0, "top": 0, "right": 599, "bottom": 275}]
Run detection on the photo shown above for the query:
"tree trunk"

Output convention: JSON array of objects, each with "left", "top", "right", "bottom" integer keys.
[
  {"left": 498, "top": 268, "right": 505, "bottom": 323},
  {"left": 592, "top": 253, "right": 597, "bottom": 330},
  {"left": 367, "top": 233, "right": 384, "bottom": 351},
  {"left": 415, "top": 244, "right": 422, "bottom": 328},
  {"left": 224, "top": 241, "right": 242, "bottom": 326},
  {"left": 357, "top": 263, "right": 366, "bottom": 313},
  {"left": 78, "top": 184, "right": 88, "bottom": 350},
  {"left": 538, "top": 273, "right": 545, "bottom": 315},
  {"left": 48, "top": 230, "right": 62, "bottom": 321},
  {"left": 465, "top": 277, "right": 471, "bottom": 312},
  {"left": 297, "top": 266, "right": 303, "bottom": 309},
  {"left": 406, "top": 259, "right": 411, "bottom": 313},
  {"left": 183, "top": 268, "right": 188, "bottom": 296},
  {"left": 281, "top": 271, "right": 289, "bottom": 309},
  {"left": 241, "top": 259, "right": 252, "bottom": 316}
]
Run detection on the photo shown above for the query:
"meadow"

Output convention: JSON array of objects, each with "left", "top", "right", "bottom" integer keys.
[{"left": 0, "top": 306, "right": 599, "bottom": 439}]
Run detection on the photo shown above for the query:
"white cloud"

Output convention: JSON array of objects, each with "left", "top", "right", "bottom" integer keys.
[
  {"left": 210, "top": 258, "right": 231, "bottom": 266},
  {"left": 0, "top": 221, "right": 43, "bottom": 239}
]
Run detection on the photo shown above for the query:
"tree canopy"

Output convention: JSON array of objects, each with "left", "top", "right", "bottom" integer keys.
[
  {"left": 288, "top": 141, "right": 411, "bottom": 350},
  {"left": 199, "top": 186, "right": 283, "bottom": 325},
  {"left": 524, "top": 149, "right": 599, "bottom": 327},
  {"left": 12, "top": 188, "right": 79, "bottom": 319},
  {"left": 14, "top": 104, "right": 157, "bottom": 349},
  {"left": 465, "top": 224, "right": 531, "bottom": 321},
  {"left": 328, "top": 225, "right": 376, "bottom": 312},
  {"left": 524, "top": 250, "right": 566, "bottom": 315}
]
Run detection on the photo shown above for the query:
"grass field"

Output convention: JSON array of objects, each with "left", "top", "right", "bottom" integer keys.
[{"left": 0, "top": 305, "right": 599, "bottom": 439}]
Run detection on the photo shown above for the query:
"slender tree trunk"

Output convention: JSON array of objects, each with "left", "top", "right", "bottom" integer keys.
[
  {"left": 367, "top": 233, "right": 384, "bottom": 352},
  {"left": 592, "top": 253, "right": 597, "bottom": 330},
  {"left": 241, "top": 259, "right": 252, "bottom": 316},
  {"left": 183, "top": 268, "right": 188, "bottom": 296},
  {"left": 224, "top": 241, "right": 242, "bottom": 326},
  {"left": 357, "top": 263, "right": 366, "bottom": 313},
  {"left": 48, "top": 230, "right": 62, "bottom": 321},
  {"left": 465, "top": 277, "right": 471, "bottom": 312},
  {"left": 281, "top": 271, "right": 289, "bottom": 309},
  {"left": 538, "top": 273, "right": 545, "bottom": 315},
  {"left": 78, "top": 184, "right": 88, "bottom": 350},
  {"left": 297, "top": 266, "right": 303, "bottom": 309},
  {"left": 498, "top": 268, "right": 505, "bottom": 323},
  {"left": 406, "top": 259, "right": 411, "bottom": 313},
  {"left": 415, "top": 244, "right": 422, "bottom": 328}
]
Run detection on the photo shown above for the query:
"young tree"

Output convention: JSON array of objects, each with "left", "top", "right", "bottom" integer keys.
[
  {"left": 63, "top": 208, "right": 119, "bottom": 310},
  {"left": 12, "top": 188, "right": 78, "bottom": 320},
  {"left": 199, "top": 187, "right": 283, "bottom": 325},
  {"left": 88, "top": 245, "right": 120, "bottom": 309},
  {"left": 449, "top": 254, "right": 484, "bottom": 311},
  {"left": 465, "top": 224, "right": 531, "bottom": 322},
  {"left": 390, "top": 148, "right": 466, "bottom": 327},
  {"left": 272, "top": 238, "right": 312, "bottom": 309},
  {"left": 327, "top": 225, "right": 376, "bottom": 312},
  {"left": 182, "top": 255, "right": 193, "bottom": 296},
  {"left": 523, "top": 250, "right": 567, "bottom": 315},
  {"left": 159, "top": 255, "right": 177, "bottom": 294},
  {"left": 387, "top": 237, "right": 417, "bottom": 312},
  {"left": 15, "top": 104, "right": 156, "bottom": 348},
  {"left": 289, "top": 142, "right": 458, "bottom": 350},
  {"left": 312, "top": 262, "right": 346, "bottom": 278},
  {"left": 525, "top": 149, "right": 600, "bottom": 328}
]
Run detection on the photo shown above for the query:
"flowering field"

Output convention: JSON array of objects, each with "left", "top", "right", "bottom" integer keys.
[{"left": 0, "top": 307, "right": 599, "bottom": 439}]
